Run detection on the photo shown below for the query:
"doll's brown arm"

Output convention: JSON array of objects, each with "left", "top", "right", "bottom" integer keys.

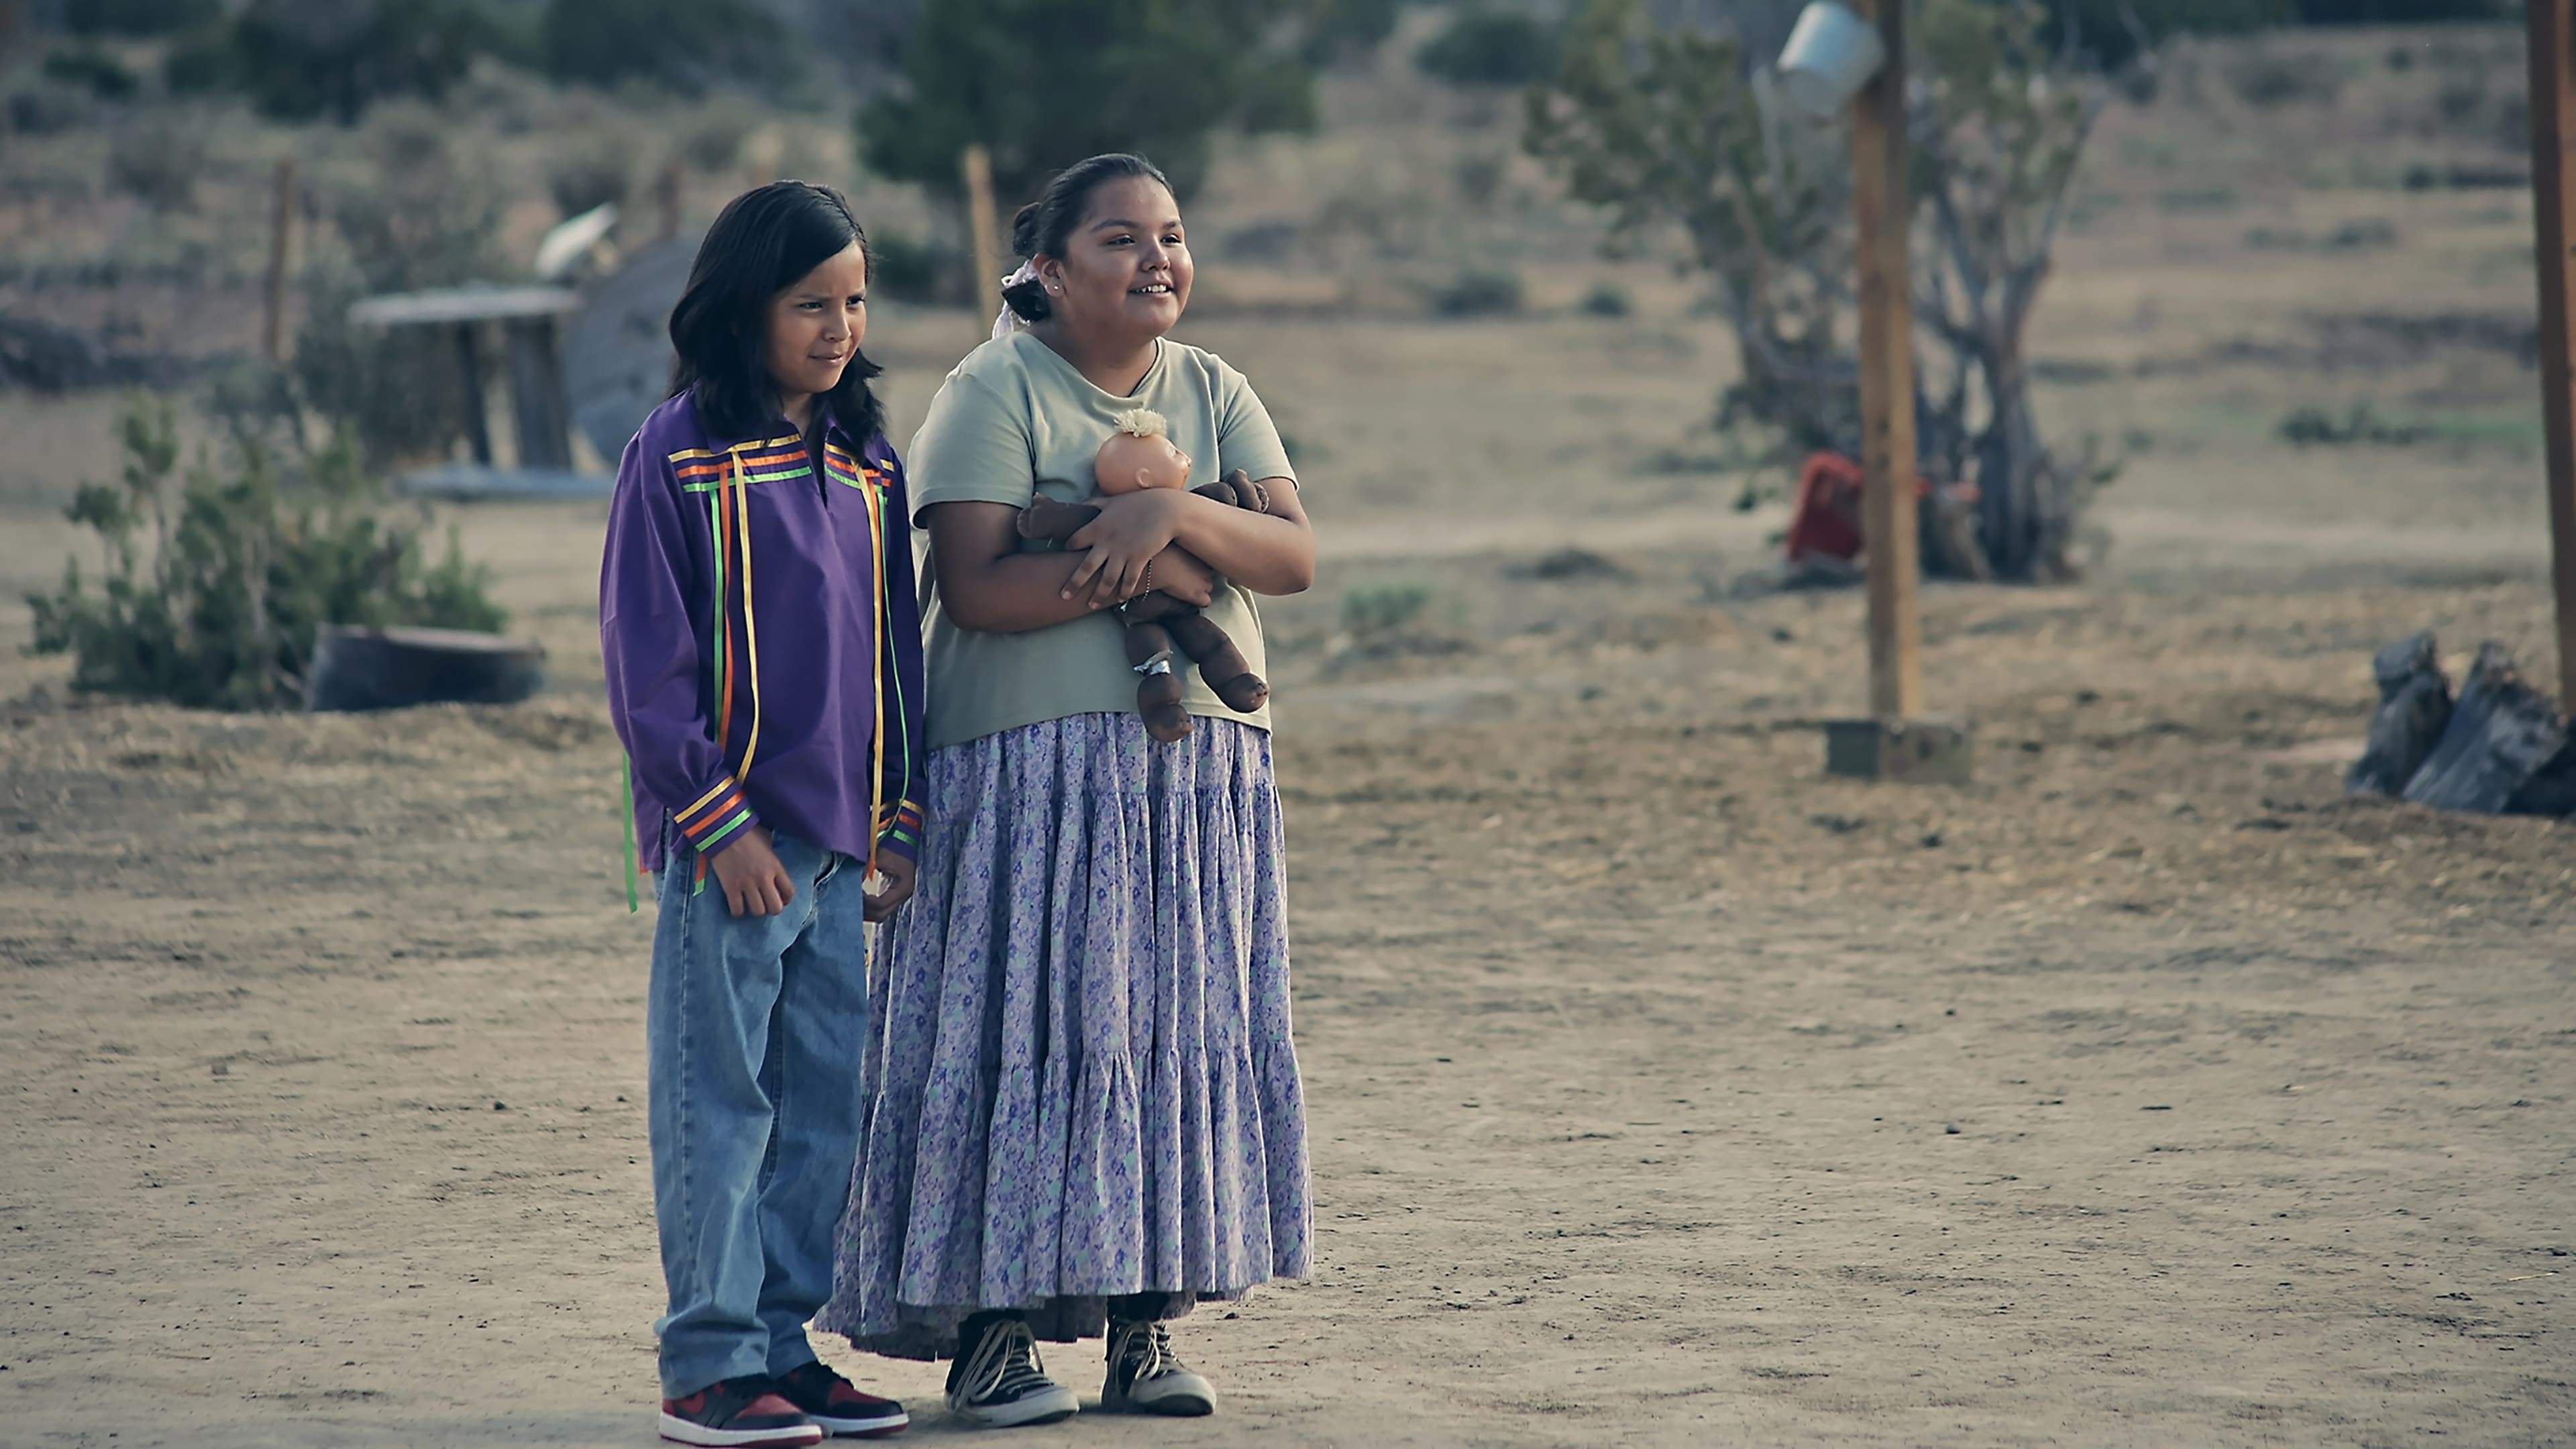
[
  {"left": 1191, "top": 468, "right": 1275, "bottom": 516},
  {"left": 1017, "top": 493, "right": 1101, "bottom": 544}
]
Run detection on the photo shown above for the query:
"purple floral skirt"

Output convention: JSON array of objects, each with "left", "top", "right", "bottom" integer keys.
[{"left": 816, "top": 712, "right": 1310, "bottom": 1360}]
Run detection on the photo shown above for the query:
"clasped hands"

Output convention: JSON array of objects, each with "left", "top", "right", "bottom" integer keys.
[{"left": 1058, "top": 488, "right": 1219, "bottom": 612}]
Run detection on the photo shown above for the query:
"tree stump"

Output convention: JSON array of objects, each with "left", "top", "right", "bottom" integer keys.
[
  {"left": 2399, "top": 642, "right": 2569, "bottom": 815},
  {"left": 2347, "top": 632, "right": 2452, "bottom": 796},
  {"left": 2508, "top": 739, "right": 2576, "bottom": 818},
  {"left": 304, "top": 626, "right": 547, "bottom": 713}
]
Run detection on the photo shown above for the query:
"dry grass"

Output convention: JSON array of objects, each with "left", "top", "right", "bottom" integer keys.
[{"left": 3, "top": 21, "right": 2571, "bottom": 1448}]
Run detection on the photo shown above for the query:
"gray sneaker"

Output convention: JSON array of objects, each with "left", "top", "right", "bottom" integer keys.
[
  {"left": 1101, "top": 1319, "right": 1215, "bottom": 1417},
  {"left": 945, "top": 1317, "right": 1078, "bottom": 1428}
]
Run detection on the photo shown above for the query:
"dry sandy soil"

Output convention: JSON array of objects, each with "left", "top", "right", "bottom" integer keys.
[{"left": 6, "top": 25, "right": 2576, "bottom": 1448}]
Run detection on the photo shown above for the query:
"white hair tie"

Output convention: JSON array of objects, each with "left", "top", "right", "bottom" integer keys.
[{"left": 991, "top": 261, "right": 1040, "bottom": 341}]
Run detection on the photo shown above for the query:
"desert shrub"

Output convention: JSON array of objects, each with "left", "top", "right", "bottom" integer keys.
[
  {"left": 541, "top": 0, "right": 788, "bottom": 93},
  {"left": 161, "top": 25, "right": 244, "bottom": 97},
  {"left": 1341, "top": 580, "right": 1433, "bottom": 641},
  {"left": 1301, "top": 0, "right": 1402, "bottom": 63},
  {"left": 867, "top": 229, "right": 967, "bottom": 306},
  {"left": 2034, "top": 0, "right": 2294, "bottom": 71},
  {"left": 1429, "top": 266, "right": 1524, "bottom": 317},
  {"left": 863, "top": 0, "right": 1332, "bottom": 209},
  {"left": 68, "top": 0, "right": 223, "bottom": 35},
  {"left": 42, "top": 46, "right": 142, "bottom": 99},
  {"left": 6, "top": 83, "right": 101, "bottom": 136},
  {"left": 547, "top": 142, "right": 635, "bottom": 219},
  {"left": 1454, "top": 152, "right": 1507, "bottom": 206},
  {"left": 680, "top": 104, "right": 757, "bottom": 174},
  {"left": 1530, "top": 0, "right": 2115, "bottom": 581},
  {"left": 107, "top": 121, "right": 206, "bottom": 213},
  {"left": 2326, "top": 218, "right": 2398, "bottom": 250},
  {"left": 2226, "top": 50, "right": 2344, "bottom": 109},
  {"left": 2296, "top": 0, "right": 2504, "bottom": 19},
  {"left": 292, "top": 117, "right": 507, "bottom": 467},
  {"left": 2157, "top": 184, "right": 2239, "bottom": 211},
  {"left": 193, "top": 0, "right": 519, "bottom": 123},
  {"left": 1579, "top": 281, "right": 1632, "bottom": 317},
  {"left": 1417, "top": 8, "right": 1558, "bottom": 87},
  {"left": 25, "top": 398, "right": 506, "bottom": 711},
  {"left": 2279, "top": 402, "right": 2436, "bottom": 447}
]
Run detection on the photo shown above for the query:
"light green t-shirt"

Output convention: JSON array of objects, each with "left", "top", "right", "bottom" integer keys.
[{"left": 908, "top": 331, "right": 1297, "bottom": 750}]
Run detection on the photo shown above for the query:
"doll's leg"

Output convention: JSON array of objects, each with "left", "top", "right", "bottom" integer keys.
[
  {"left": 1118, "top": 590, "right": 1185, "bottom": 623},
  {"left": 1125, "top": 621, "right": 1193, "bottom": 743},
  {"left": 1164, "top": 610, "right": 1269, "bottom": 714}
]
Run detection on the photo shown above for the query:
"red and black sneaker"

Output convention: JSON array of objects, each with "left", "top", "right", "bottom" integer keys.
[
  {"left": 775, "top": 1361, "right": 910, "bottom": 1438},
  {"left": 659, "top": 1377, "right": 824, "bottom": 1448}
]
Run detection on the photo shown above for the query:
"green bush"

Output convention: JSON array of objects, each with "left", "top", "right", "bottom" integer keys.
[
  {"left": 162, "top": 25, "right": 245, "bottom": 97},
  {"left": 6, "top": 83, "right": 101, "bottom": 136},
  {"left": 27, "top": 398, "right": 506, "bottom": 711},
  {"left": 547, "top": 142, "right": 635, "bottom": 219},
  {"left": 680, "top": 104, "right": 757, "bottom": 174},
  {"left": 2296, "top": 0, "right": 2504, "bottom": 19},
  {"left": 203, "top": 0, "right": 518, "bottom": 123},
  {"left": 42, "top": 46, "right": 142, "bottom": 99},
  {"left": 2279, "top": 401, "right": 2436, "bottom": 447},
  {"left": 541, "top": 0, "right": 788, "bottom": 93},
  {"left": 1301, "top": 0, "right": 1401, "bottom": 64},
  {"left": 867, "top": 230, "right": 967, "bottom": 306},
  {"left": 1341, "top": 580, "right": 1433, "bottom": 641},
  {"left": 1429, "top": 266, "right": 1524, "bottom": 317},
  {"left": 861, "top": 0, "right": 1329, "bottom": 208},
  {"left": 2226, "top": 51, "right": 2343, "bottom": 109},
  {"left": 109, "top": 121, "right": 206, "bottom": 213},
  {"left": 68, "top": 0, "right": 222, "bottom": 36},
  {"left": 1417, "top": 9, "right": 1558, "bottom": 87},
  {"left": 2028, "top": 0, "right": 2294, "bottom": 71},
  {"left": 1579, "top": 280, "right": 1631, "bottom": 317},
  {"left": 292, "top": 119, "right": 508, "bottom": 467}
]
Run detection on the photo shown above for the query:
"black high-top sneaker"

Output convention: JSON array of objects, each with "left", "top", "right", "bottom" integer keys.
[
  {"left": 944, "top": 1313, "right": 1079, "bottom": 1428},
  {"left": 659, "top": 1376, "right": 824, "bottom": 1448},
  {"left": 1100, "top": 1318, "right": 1215, "bottom": 1417},
  {"left": 772, "top": 1360, "right": 908, "bottom": 1438}
]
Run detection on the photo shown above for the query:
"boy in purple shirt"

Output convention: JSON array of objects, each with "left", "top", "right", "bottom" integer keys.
[{"left": 600, "top": 181, "right": 922, "bottom": 1447}]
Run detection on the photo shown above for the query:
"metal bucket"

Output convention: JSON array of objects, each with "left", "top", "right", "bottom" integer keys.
[{"left": 1776, "top": 1, "right": 1884, "bottom": 117}]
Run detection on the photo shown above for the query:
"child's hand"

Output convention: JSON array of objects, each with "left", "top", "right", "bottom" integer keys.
[
  {"left": 1064, "top": 490, "right": 1185, "bottom": 608},
  {"left": 710, "top": 826, "right": 796, "bottom": 918},
  {"left": 1143, "top": 547, "right": 1219, "bottom": 608},
  {"left": 863, "top": 853, "right": 917, "bottom": 923}
]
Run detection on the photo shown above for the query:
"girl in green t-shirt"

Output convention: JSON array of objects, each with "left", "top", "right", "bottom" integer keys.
[{"left": 818, "top": 153, "right": 1316, "bottom": 1429}]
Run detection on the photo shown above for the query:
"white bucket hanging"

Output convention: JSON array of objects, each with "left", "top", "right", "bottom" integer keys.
[{"left": 1776, "top": 1, "right": 1886, "bottom": 117}]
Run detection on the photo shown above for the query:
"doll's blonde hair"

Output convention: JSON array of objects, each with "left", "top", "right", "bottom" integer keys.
[{"left": 1110, "top": 407, "right": 1171, "bottom": 441}]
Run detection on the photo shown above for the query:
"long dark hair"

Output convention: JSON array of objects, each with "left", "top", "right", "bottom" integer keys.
[
  {"left": 669, "top": 180, "right": 884, "bottom": 443},
  {"left": 999, "top": 153, "right": 1173, "bottom": 326}
]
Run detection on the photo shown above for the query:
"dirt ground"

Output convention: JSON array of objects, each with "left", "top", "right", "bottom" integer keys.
[{"left": 7, "top": 25, "right": 2576, "bottom": 1446}]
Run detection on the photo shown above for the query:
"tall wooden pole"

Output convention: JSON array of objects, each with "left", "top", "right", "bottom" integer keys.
[
  {"left": 2526, "top": 0, "right": 2576, "bottom": 715},
  {"left": 1849, "top": 0, "right": 1922, "bottom": 720},
  {"left": 961, "top": 144, "right": 1003, "bottom": 348},
  {"left": 262, "top": 158, "right": 296, "bottom": 365}
]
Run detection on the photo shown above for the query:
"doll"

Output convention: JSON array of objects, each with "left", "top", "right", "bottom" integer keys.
[{"left": 1018, "top": 409, "right": 1275, "bottom": 742}]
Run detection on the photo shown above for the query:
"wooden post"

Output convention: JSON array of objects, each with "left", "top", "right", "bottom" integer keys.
[
  {"left": 503, "top": 316, "right": 574, "bottom": 470},
  {"left": 961, "top": 143, "right": 1003, "bottom": 343},
  {"left": 655, "top": 161, "right": 683, "bottom": 244},
  {"left": 1850, "top": 0, "right": 1922, "bottom": 721},
  {"left": 453, "top": 323, "right": 492, "bottom": 467},
  {"left": 2526, "top": 0, "right": 2576, "bottom": 716},
  {"left": 262, "top": 158, "right": 296, "bottom": 364}
]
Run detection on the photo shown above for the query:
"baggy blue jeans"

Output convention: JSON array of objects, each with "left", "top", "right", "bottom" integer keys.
[{"left": 648, "top": 830, "right": 872, "bottom": 1399}]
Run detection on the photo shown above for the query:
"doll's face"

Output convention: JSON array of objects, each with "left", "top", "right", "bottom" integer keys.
[{"left": 1095, "top": 429, "right": 1192, "bottom": 494}]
